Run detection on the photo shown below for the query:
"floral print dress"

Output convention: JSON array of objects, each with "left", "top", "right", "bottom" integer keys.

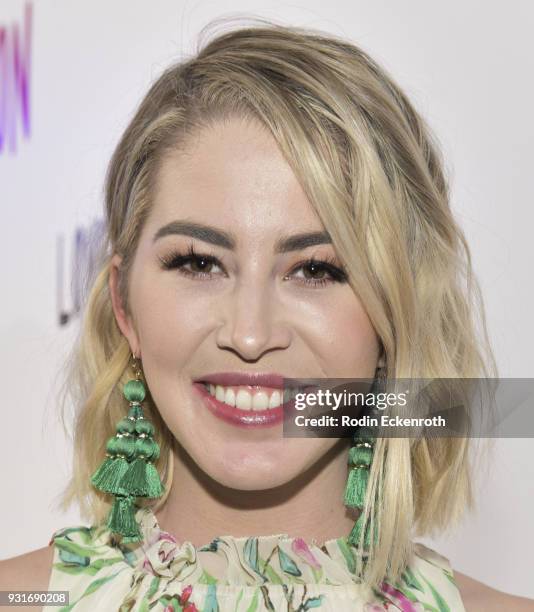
[{"left": 44, "top": 507, "right": 466, "bottom": 611}]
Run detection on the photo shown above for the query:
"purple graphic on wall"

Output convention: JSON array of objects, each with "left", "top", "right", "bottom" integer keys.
[
  {"left": 57, "top": 218, "right": 108, "bottom": 326},
  {"left": 0, "top": 3, "right": 32, "bottom": 155}
]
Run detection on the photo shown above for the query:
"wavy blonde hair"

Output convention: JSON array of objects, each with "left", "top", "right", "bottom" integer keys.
[{"left": 57, "top": 17, "right": 497, "bottom": 587}]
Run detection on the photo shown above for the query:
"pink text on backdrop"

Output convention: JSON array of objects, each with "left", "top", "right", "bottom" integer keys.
[{"left": 0, "top": 3, "right": 32, "bottom": 156}]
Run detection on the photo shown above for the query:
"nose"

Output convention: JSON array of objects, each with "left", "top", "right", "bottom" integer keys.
[{"left": 215, "top": 276, "right": 292, "bottom": 361}]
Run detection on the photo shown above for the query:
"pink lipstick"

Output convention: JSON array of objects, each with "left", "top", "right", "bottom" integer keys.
[{"left": 192, "top": 372, "right": 297, "bottom": 428}]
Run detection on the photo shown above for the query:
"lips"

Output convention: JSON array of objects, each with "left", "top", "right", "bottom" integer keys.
[
  {"left": 193, "top": 381, "right": 295, "bottom": 428},
  {"left": 194, "top": 372, "right": 286, "bottom": 389}
]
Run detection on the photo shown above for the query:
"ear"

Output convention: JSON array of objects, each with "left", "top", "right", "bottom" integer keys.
[{"left": 109, "top": 253, "right": 141, "bottom": 357}]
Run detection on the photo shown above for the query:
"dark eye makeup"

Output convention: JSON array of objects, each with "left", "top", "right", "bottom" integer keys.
[{"left": 157, "top": 243, "right": 348, "bottom": 288}]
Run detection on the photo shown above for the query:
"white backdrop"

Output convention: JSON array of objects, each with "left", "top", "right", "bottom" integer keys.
[{"left": 1, "top": 0, "right": 533, "bottom": 599}]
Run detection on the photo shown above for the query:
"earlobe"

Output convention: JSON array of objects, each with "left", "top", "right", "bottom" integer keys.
[{"left": 108, "top": 254, "right": 140, "bottom": 356}]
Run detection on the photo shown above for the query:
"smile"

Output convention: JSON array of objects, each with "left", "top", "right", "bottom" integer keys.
[
  {"left": 202, "top": 383, "right": 289, "bottom": 410},
  {"left": 193, "top": 382, "right": 297, "bottom": 428}
]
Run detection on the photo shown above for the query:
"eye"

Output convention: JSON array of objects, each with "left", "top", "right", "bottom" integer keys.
[
  {"left": 157, "top": 244, "right": 225, "bottom": 279},
  {"left": 287, "top": 256, "right": 348, "bottom": 287}
]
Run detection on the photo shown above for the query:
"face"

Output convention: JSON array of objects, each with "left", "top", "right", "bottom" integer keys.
[{"left": 110, "top": 116, "right": 382, "bottom": 490}]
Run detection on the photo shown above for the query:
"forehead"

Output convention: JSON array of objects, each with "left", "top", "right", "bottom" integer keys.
[{"left": 147, "top": 117, "right": 324, "bottom": 240}]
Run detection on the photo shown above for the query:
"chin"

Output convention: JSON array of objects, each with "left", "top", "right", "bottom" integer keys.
[{"left": 198, "top": 452, "right": 306, "bottom": 491}]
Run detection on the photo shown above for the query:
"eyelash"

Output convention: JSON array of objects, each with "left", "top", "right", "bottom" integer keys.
[{"left": 157, "top": 244, "right": 348, "bottom": 287}]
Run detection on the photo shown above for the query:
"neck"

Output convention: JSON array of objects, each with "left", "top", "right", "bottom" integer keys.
[{"left": 154, "top": 438, "right": 355, "bottom": 546}]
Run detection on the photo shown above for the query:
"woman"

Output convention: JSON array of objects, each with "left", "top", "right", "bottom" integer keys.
[{"left": 1, "top": 21, "right": 532, "bottom": 611}]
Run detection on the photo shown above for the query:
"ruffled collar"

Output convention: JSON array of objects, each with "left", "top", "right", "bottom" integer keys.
[
  {"left": 83, "top": 507, "right": 462, "bottom": 611},
  {"left": 102, "top": 506, "right": 369, "bottom": 587}
]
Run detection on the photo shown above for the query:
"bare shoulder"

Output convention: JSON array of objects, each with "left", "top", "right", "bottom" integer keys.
[
  {"left": 455, "top": 571, "right": 534, "bottom": 612},
  {"left": 0, "top": 545, "right": 55, "bottom": 611}
]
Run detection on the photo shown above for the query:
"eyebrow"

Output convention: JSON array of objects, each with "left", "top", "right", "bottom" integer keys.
[{"left": 152, "top": 221, "right": 332, "bottom": 253}]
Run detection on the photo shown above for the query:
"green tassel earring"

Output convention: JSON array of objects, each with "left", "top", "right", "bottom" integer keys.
[
  {"left": 91, "top": 353, "right": 165, "bottom": 543},
  {"left": 344, "top": 426, "right": 376, "bottom": 548},
  {"left": 343, "top": 363, "right": 386, "bottom": 548}
]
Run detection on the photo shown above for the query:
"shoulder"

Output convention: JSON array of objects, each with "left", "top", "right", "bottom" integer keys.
[
  {"left": 0, "top": 545, "right": 55, "bottom": 611},
  {"left": 455, "top": 571, "right": 534, "bottom": 612},
  {"left": 0, "top": 545, "right": 55, "bottom": 590},
  {"left": 409, "top": 544, "right": 533, "bottom": 612},
  {"left": 0, "top": 523, "right": 126, "bottom": 610}
]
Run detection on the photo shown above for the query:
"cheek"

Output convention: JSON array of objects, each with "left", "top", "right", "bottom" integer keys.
[
  {"left": 132, "top": 276, "right": 214, "bottom": 369},
  {"left": 297, "top": 291, "right": 380, "bottom": 376},
  {"left": 335, "top": 301, "right": 378, "bottom": 353}
]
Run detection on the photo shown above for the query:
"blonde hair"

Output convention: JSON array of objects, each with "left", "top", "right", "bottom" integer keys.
[{"left": 57, "top": 18, "right": 497, "bottom": 587}]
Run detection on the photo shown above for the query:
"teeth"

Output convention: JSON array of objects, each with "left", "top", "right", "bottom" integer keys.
[
  {"left": 204, "top": 383, "right": 285, "bottom": 410},
  {"left": 269, "top": 390, "right": 281, "bottom": 408},
  {"left": 224, "top": 387, "right": 235, "bottom": 407},
  {"left": 235, "top": 389, "right": 252, "bottom": 410},
  {"left": 252, "top": 391, "right": 268, "bottom": 411}
]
